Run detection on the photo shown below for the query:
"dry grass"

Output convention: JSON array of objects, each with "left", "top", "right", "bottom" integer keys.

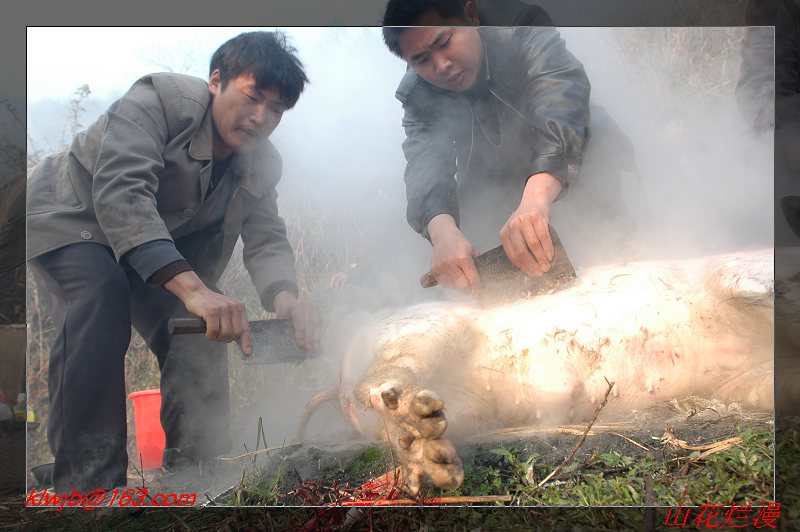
[{"left": 611, "top": 27, "right": 744, "bottom": 99}]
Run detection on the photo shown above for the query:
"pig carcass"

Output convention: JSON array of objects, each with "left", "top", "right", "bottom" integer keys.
[{"left": 303, "top": 248, "right": 775, "bottom": 495}]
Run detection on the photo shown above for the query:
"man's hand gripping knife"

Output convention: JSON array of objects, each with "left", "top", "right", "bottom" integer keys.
[
  {"left": 164, "top": 271, "right": 253, "bottom": 355},
  {"left": 427, "top": 213, "right": 480, "bottom": 294},
  {"left": 499, "top": 171, "right": 563, "bottom": 277},
  {"left": 427, "top": 172, "right": 563, "bottom": 294}
]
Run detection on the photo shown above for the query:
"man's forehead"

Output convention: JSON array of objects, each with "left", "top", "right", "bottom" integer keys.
[
  {"left": 232, "top": 74, "right": 283, "bottom": 101},
  {"left": 230, "top": 72, "right": 258, "bottom": 87}
]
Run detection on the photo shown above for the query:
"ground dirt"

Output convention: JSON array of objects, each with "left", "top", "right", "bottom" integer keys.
[{"left": 2, "top": 398, "right": 796, "bottom": 531}]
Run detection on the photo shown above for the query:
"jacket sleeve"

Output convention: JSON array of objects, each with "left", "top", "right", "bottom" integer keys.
[
  {"left": 399, "top": 91, "right": 460, "bottom": 240},
  {"left": 239, "top": 152, "right": 299, "bottom": 312},
  {"left": 91, "top": 78, "right": 178, "bottom": 260},
  {"left": 512, "top": 27, "right": 591, "bottom": 194}
]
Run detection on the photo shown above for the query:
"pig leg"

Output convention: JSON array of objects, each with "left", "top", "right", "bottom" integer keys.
[
  {"left": 350, "top": 312, "right": 481, "bottom": 495},
  {"left": 366, "top": 377, "right": 464, "bottom": 496}
]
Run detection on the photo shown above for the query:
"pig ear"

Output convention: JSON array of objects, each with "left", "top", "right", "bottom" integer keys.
[{"left": 381, "top": 388, "right": 399, "bottom": 410}]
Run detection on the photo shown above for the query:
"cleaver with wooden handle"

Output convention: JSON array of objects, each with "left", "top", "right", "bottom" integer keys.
[
  {"left": 419, "top": 225, "right": 577, "bottom": 302},
  {"left": 168, "top": 317, "right": 317, "bottom": 365}
]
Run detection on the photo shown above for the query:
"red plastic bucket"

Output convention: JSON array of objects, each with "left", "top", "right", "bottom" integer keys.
[{"left": 128, "top": 389, "right": 165, "bottom": 470}]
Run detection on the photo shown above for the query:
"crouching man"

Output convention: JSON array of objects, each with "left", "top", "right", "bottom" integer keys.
[
  {"left": 382, "top": 0, "right": 641, "bottom": 293},
  {"left": 26, "top": 31, "right": 319, "bottom": 494}
]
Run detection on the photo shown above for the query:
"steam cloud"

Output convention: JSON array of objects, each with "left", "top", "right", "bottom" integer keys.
[
  {"left": 248, "top": 26, "right": 773, "bottom": 448},
  {"left": 26, "top": 27, "right": 774, "bottom": 482}
]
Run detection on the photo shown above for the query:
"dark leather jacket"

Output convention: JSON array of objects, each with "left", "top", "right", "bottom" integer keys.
[{"left": 394, "top": 27, "right": 591, "bottom": 240}]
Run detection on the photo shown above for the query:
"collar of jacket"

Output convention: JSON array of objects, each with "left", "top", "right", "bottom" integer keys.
[
  {"left": 475, "top": 28, "right": 517, "bottom": 101},
  {"left": 187, "top": 101, "right": 265, "bottom": 199},
  {"left": 477, "top": 27, "right": 492, "bottom": 86}
]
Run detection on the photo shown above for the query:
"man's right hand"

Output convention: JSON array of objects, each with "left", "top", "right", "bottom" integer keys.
[
  {"left": 164, "top": 271, "right": 252, "bottom": 356},
  {"left": 427, "top": 214, "right": 480, "bottom": 294}
]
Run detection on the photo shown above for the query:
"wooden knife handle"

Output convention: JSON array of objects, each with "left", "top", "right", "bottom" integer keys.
[
  {"left": 420, "top": 270, "right": 439, "bottom": 288},
  {"left": 168, "top": 318, "right": 207, "bottom": 335}
]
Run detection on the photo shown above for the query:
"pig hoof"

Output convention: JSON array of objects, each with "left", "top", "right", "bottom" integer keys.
[
  {"left": 424, "top": 439, "right": 464, "bottom": 490},
  {"left": 398, "top": 433, "right": 414, "bottom": 450},
  {"left": 375, "top": 386, "right": 448, "bottom": 439},
  {"left": 424, "top": 438, "right": 456, "bottom": 464},
  {"left": 399, "top": 438, "right": 464, "bottom": 496},
  {"left": 411, "top": 390, "right": 444, "bottom": 416},
  {"left": 406, "top": 389, "right": 448, "bottom": 439},
  {"left": 373, "top": 385, "right": 465, "bottom": 494}
]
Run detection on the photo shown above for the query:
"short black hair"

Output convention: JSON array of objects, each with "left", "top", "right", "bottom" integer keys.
[
  {"left": 209, "top": 31, "right": 309, "bottom": 109},
  {"left": 382, "top": 0, "right": 470, "bottom": 57}
]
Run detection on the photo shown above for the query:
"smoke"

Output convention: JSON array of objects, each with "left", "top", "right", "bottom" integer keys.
[
  {"left": 25, "top": 27, "right": 777, "bottom": 481},
  {"left": 227, "top": 26, "right": 776, "bottom": 455},
  {"left": 271, "top": 28, "right": 433, "bottom": 284},
  {"left": 556, "top": 27, "right": 773, "bottom": 266},
  {"left": 226, "top": 28, "right": 438, "bottom": 453}
]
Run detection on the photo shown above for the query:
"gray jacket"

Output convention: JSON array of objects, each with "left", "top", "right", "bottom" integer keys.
[
  {"left": 26, "top": 73, "right": 298, "bottom": 310},
  {"left": 395, "top": 27, "right": 591, "bottom": 241}
]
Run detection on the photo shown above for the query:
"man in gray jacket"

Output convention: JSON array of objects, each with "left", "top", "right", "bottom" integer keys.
[
  {"left": 382, "top": 0, "right": 639, "bottom": 293},
  {"left": 27, "top": 31, "right": 317, "bottom": 493}
]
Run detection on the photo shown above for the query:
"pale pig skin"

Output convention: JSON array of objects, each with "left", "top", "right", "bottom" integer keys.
[{"left": 307, "top": 248, "right": 775, "bottom": 495}]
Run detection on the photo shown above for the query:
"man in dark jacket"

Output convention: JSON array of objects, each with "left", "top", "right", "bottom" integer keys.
[
  {"left": 382, "top": 0, "right": 638, "bottom": 293},
  {"left": 26, "top": 31, "right": 318, "bottom": 494}
]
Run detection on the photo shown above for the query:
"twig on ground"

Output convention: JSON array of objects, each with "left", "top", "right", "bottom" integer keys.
[
  {"left": 661, "top": 429, "right": 745, "bottom": 475},
  {"left": 471, "top": 421, "right": 632, "bottom": 442},
  {"left": 216, "top": 442, "right": 303, "bottom": 462},
  {"left": 608, "top": 431, "right": 651, "bottom": 451},
  {"left": 660, "top": 429, "right": 743, "bottom": 452},
  {"left": 534, "top": 378, "right": 615, "bottom": 489}
]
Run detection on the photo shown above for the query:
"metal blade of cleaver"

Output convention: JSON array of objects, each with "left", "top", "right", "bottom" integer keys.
[
  {"left": 419, "top": 225, "right": 577, "bottom": 302},
  {"left": 168, "top": 317, "right": 317, "bottom": 365}
]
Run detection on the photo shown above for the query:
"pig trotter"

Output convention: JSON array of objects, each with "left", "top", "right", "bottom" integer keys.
[
  {"left": 376, "top": 386, "right": 448, "bottom": 439},
  {"left": 373, "top": 384, "right": 464, "bottom": 495}
]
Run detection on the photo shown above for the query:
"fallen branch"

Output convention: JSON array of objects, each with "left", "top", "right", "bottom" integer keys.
[
  {"left": 661, "top": 429, "right": 745, "bottom": 475},
  {"left": 695, "top": 441, "right": 739, "bottom": 460},
  {"left": 490, "top": 427, "right": 597, "bottom": 438},
  {"left": 660, "top": 429, "right": 743, "bottom": 452},
  {"left": 534, "top": 378, "right": 615, "bottom": 489},
  {"left": 471, "top": 421, "right": 632, "bottom": 442}
]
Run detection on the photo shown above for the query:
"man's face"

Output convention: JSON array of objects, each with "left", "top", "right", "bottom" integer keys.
[
  {"left": 209, "top": 70, "right": 285, "bottom": 157},
  {"left": 396, "top": 10, "right": 484, "bottom": 93}
]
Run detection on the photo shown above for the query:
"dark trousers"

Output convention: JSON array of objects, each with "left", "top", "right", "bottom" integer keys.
[{"left": 30, "top": 243, "right": 230, "bottom": 493}]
